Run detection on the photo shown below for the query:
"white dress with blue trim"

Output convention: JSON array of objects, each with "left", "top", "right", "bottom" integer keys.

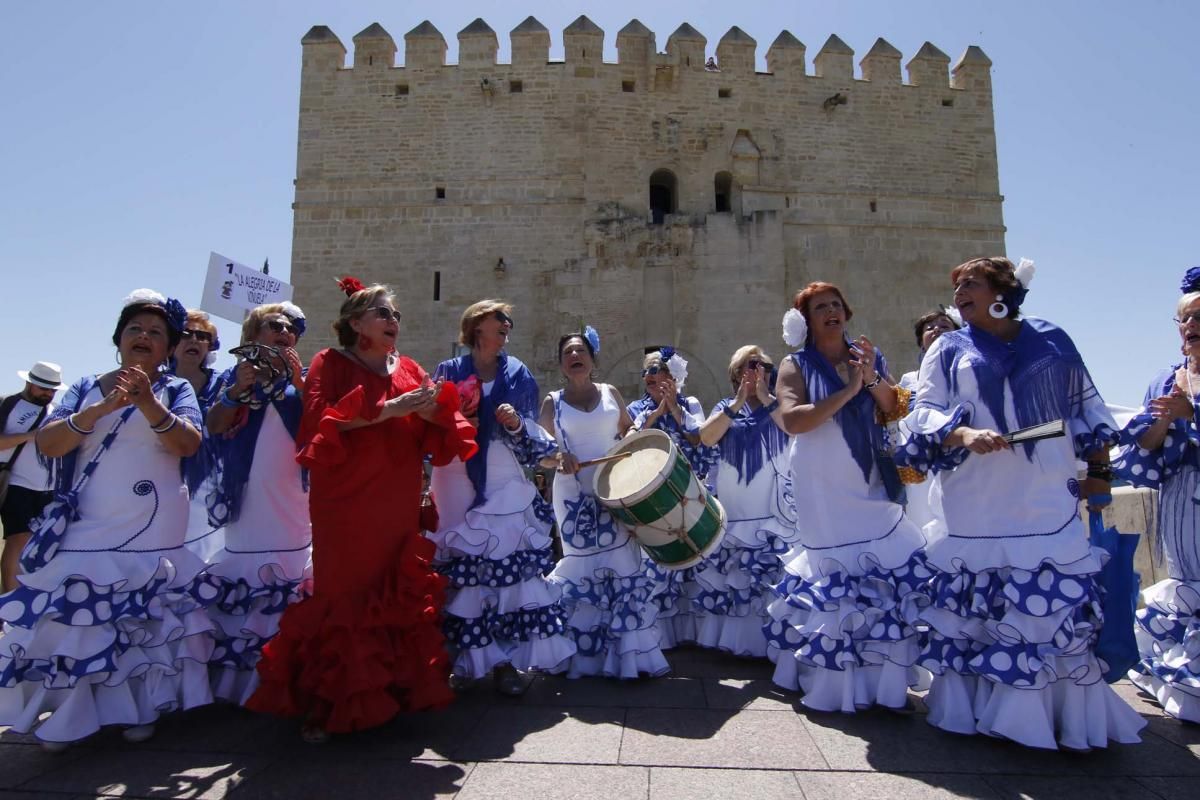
[
  {"left": 897, "top": 370, "right": 945, "bottom": 536},
  {"left": 764, "top": 347, "right": 931, "bottom": 712},
  {"left": 633, "top": 395, "right": 719, "bottom": 649},
  {"left": 0, "top": 376, "right": 219, "bottom": 744},
  {"left": 203, "top": 372, "right": 313, "bottom": 704},
  {"left": 899, "top": 318, "right": 1145, "bottom": 749},
  {"left": 689, "top": 398, "right": 797, "bottom": 657},
  {"left": 1113, "top": 364, "right": 1200, "bottom": 723},
  {"left": 549, "top": 386, "right": 670, "bottom": 678},
  {"left": 180, "top": 368, "right": 225, "bottom": 563},
  {"left": 429, "top": 355, "right": 575, "bottom": 678}
]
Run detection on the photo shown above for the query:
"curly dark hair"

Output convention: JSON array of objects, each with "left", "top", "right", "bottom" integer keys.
[
  {"left": 112, "top": 303, "right": 181, "bottom": 350},
  {"left": 950, "top": 257, "right": 1021, "bottom": 319}
]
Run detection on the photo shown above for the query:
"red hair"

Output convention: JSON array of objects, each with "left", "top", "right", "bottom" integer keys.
[{"left": 792, "top": 282, "right": 854, "bottom": 321}]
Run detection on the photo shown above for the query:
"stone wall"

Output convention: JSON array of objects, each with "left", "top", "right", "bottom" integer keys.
[{"left": 290, "top": 17, "right": 1005, "bottom": 407}]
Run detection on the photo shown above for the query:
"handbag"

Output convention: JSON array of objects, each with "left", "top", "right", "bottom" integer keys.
[{"left": 1087, "top": 506, "right": 1141, "bottom": 683}]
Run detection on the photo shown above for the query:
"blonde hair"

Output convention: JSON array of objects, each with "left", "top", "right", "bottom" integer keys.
[
  {"left": 185, "top": 309, "right": 218, "bottom": 339},
  {"left": 333, "top": 285, "right": 393, "bottom": 347},
  {"left": 459, "top": 299, "right": 513, "bottom": 347},
  {"left": 241, "top": 303, "right": 289, "bottom": 346},
  {"left": 728, "top": 345, "right": 771, "bottom": 386},
  {"left": 1178, "top": 292, "right": 1200, "bottom": 320},
  {"left": 642, "top": 351, "right": 669, "bottom": 376}
]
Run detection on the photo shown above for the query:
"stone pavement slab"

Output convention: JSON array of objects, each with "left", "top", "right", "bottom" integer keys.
[
  {"left": 18, "top": 749, "right": 270, "bottom": 799},
  {"left": 451, "top": 706, "right": 624, "bottom": 763},
  {"left": 648, "top": 766, "right": 802, "bottom": 799},
  {"left": 620, "top": 707, "right": 827, "bottom": 769},
  {"left": 455, "top": 763, "right": 647, "bottom": 800},
  {"left": 0, "top": 649, "right": 1196, "bottom": 799}
]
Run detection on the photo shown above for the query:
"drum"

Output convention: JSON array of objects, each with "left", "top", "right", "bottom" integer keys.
[{"left": 593, "top": 429, "right": 725, "bottom": 570}]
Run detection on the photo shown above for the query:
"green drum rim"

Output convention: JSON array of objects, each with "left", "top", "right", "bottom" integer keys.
[{"left": 640, "top": 493, "right": 725, "bottom": 566}]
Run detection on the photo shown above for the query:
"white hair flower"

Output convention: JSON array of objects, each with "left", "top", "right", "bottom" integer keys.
[
  {"left": 279, "top": 301, "right": 305, "bottom": 320},
  {"left": 1014, "top": 257, "right": 1036, "bottom": 289},
  {"left": 122, "top": 288, "right": 166, "bottom": 308},
  {"left": 666, "top": 353, "right": 688, "bottom": 389},
  {"left": 782, "top": 308, "right": 808, "bottom": 349}
]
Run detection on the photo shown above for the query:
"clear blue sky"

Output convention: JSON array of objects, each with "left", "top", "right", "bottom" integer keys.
[{"left": 2, "top": 1, "right": 1195, "bottom": 407}]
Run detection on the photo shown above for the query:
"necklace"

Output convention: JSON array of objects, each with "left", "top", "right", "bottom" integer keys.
[{"left": 344, "top": 348, "right": 391, "bottom": 376}]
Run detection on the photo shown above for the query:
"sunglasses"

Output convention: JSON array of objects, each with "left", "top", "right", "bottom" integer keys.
[
  {"left": 180, "top": 329, "right": 213, "bottom": 343},
  {"left": 1176, "top": 313, "right": 1200, "bottom": 326},
  {"left": 263, "top": 319, "right": 298, "bottom": 336},
  {"left": 642, "top": 365, "right": 664, "bottom": 377},
  {"left": 368, "top": 307, "right": 403, "bottom": 323},
  {"left": 495, "top": 310, "right": 514, "bottom": 328},
  {"left": 746, "top": 359, "right": 774, "bottom": 373}
]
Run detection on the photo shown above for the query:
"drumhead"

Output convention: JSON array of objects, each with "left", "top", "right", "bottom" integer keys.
[{"left": 593, "top": 429, "right": 675, "bottom": 505}]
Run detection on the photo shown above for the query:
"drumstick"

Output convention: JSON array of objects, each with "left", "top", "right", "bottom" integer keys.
[{"left": 576, "top": 451, "right": 633, "bottom": 469}]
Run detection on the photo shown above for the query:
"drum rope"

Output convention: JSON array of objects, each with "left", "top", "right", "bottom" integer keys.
[{"left": 621, "top": 472, "right": 703, "bottom": 556}]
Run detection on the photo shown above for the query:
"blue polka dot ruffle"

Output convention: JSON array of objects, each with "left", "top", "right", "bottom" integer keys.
[
  {"left": 439, "top": 547, "right": 555, "bottom": 589},
  {"left": 444, "top": 606, "right": 568, "bottom": 650},
  {"left": 1134, "top": 582, "right": 1200, "bottom": 692}
]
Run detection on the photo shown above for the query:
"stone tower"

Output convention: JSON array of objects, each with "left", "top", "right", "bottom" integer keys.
[{"left": 290, "top": 18, "right": 1003, "bottom": 407}]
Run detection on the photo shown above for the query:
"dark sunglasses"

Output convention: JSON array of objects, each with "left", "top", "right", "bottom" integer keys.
[
  {"left": 642, "top": 365, "right": 663, "bottom": 377},
  {"left": 263, "top": 319, "right": 298, "bottom": 336},
  {"left": 495, "top": 310, "right": 514, "bottom": 328},
  {"left": 746, "top": 359, "right": 774, "bottom": 373},
  {"left": 180, "top": 329, "right": 213, "bottom": 343},
  {"left": 368, "top": 307, "right": 403, "bottom": 323}
]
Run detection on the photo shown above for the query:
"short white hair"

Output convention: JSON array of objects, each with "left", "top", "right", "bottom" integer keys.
[{"left": 1178, "top": 292, "right": 1200, "bottom": 319}]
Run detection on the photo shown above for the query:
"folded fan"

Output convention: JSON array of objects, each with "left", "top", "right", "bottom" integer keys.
[{"left": 1001, "top": 419, "right": 1065, "bottom": 445}]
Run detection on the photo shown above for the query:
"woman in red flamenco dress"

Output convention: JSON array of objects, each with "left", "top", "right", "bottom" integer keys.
[{"left": 247, "top": 279, "right": 477, "bottom": 741}]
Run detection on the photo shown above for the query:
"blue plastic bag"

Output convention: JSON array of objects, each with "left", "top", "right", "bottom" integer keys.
[{"left": 1087, "top": 506, "right": 1141, "bottom": 683}]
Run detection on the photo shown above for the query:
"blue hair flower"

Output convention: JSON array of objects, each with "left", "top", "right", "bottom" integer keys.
[
  {"left": 583, "top": 325, "right": 600, "bottom": 355},
  {"left": 1181, "top": 267, "right": 1200, "bottom": 294},
  {"left": 162, "top": 297, "right": 188, "bottom": 333},
  {"left": 660, "top": 346, "right": 675, "bottom": 361}
]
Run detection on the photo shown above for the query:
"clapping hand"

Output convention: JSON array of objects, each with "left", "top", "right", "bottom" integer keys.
[
  {"left": 1149, "top": 386, "right": 1193, "bottom": 422},
  {"left": 753, "top": 365, "right": 774, "bottom": 405},
  {"left": 387, "top": 379, "right": 440, "bottom": 419},
  {"left": 848, "top": 336, "right": 878, "bottom": 384},
  {"left": 117, "top": 366, "right": 156, "bottom": 412}
]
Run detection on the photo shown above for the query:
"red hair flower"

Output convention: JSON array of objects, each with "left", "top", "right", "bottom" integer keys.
[{"left": 336, "top": 276, "right": 366, "bottom": 297}]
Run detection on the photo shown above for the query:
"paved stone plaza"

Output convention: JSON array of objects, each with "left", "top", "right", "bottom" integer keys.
[{"left": 0, "top": 647, "right": 1196, "bottom": 799}]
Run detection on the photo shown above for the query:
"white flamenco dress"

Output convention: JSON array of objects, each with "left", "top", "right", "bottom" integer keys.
[
  {"left": 691, "top": 398, "right": 797, "bottom": 657},
  {"left": 204, "top": 395, "right": 313, "bottom": 704},
  {"left": 899, "top": 320, "right": 1145, "bottom": 750},
  {"left": 1113, "top": 364, "right": 1200, "bottom": 722},
  {"left": 428, "top": 359, "right": 575, "bottom": 680},
  {"left": 633, "top": 395, "right": 718, "bottom": 649},
  {"left": 181, "top": 369, "right": 224, "bottom": 563},
  {"left": 548, "top": 386, "right": 670, "bottom": 678},
  {"left": 0, "top": 376, "right": 218, "bottom": 744},
  {"left": 764, "top": 348, "right": 930, "bottom": 712}
]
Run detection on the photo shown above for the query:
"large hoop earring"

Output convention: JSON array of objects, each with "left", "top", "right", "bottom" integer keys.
[
  {"left": 114, "top": 350, "right": 123, "bottom": 366},
  {"left": 988, "top": 295, "right": 1009, "bottom": 319}
]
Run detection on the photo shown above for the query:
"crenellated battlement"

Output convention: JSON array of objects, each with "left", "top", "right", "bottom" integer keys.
[{"left": 300, "top": 16, "right": 991, "bottom": 92}]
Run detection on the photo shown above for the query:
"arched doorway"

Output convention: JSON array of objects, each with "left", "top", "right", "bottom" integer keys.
[{"left": 649, "top": 169, "right": 677, "bottom": 225}]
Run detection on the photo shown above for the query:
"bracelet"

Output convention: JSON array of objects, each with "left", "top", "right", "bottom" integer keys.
[
  {"left": 722, "top": 405, "right": 740, "bottom": 419},
  {"left": 763, "top": 398, "right": 780, "bottom": 414},
  {"left": 219, "top": 391, "right": 241, "bottom": 409},
  {"left": 1086, "top": 466, "right": 1114, "bottom": 482},
  {"left": 151, "top": 413, "right": 177, "bottom": 434},
  {"left": 66, "top": 413, "right": 94, "bottom": 435},
  {"left": 864, "top": 375, "right": 883, "bottom": 390}
]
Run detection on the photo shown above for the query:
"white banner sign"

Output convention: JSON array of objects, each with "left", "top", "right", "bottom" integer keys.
[{"left": 200, "top": 252, "right": 292, "bottom": 322}]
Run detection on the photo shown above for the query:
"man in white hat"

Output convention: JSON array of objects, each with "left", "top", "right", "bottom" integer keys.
[{"left": 0, "top": 361, "right": 62, "bottom": 591}]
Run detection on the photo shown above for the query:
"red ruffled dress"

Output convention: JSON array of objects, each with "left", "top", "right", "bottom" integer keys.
[{"left": 246, "top": 350, "right": 477, "bottom": 732}]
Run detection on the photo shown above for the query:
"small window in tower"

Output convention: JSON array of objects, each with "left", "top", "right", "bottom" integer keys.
[
  {"left": 785, "top": 197, "right": 791, "bottom": 209},
  {"left": 395, "top": 84, "right": 409, "bottom": 97},
  {"left": 714, "top": 171, "right": 733, "bottom": 213},
  {"left": 649, "top": 169, "right": 678, "bottom": 225},
  {"left": 942, "top": 98, "right": 954, "bottom": 107},
  {"left": 433, "top": 271, "right": 441, "bottom": 301},
  {"left": 622, "top": 80, "right": 635, "bottom": 93},
  {"left": 718, "top": 88, "right": 732, "bottom": 99},
  {"left": 510, "top": 80, "right": 523, "bottom": 93},
  {"left": 368, "top": 55, "right": 373, "bottom": 66},
  {"left": 581, "top": 49, "right": 587, "bottom": 59},
  {"left": 436, "top": 187, "right": 446, "bottom": 200},
  {"left": 869, "top": 200, "right": 877, "bottom": 213}
]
